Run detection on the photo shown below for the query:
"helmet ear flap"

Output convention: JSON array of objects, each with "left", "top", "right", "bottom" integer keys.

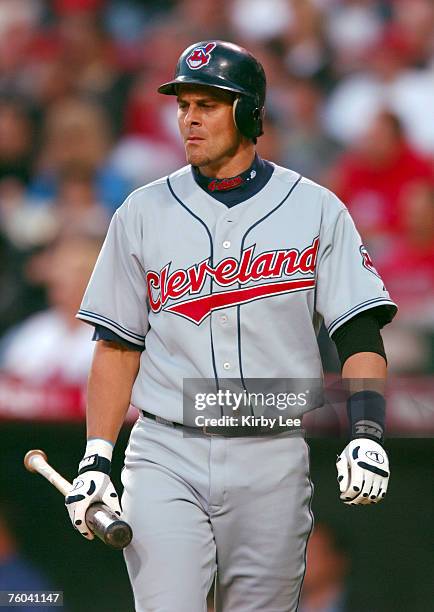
[{"left": 233, "top": 95, "right": 264, "bottom": 140}]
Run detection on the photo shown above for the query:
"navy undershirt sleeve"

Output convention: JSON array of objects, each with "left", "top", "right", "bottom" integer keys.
[{"left": 92, "top": 325, "right": 144, "bottom": 351}]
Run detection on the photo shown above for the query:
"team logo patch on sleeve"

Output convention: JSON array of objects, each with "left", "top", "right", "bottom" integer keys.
[
  {"left": 186, "top": 42, "right": 216, "bottom": 70},
  {"left": 360, "top": 245, "right": 381, "bottom": 278}
]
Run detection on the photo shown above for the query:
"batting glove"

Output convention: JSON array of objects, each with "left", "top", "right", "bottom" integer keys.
[
  {"left": 336, "top": 438, "right": 390, "bottom": 505},
  {"left": 65, "top": 439, "right": 121, "bottom": 540}
]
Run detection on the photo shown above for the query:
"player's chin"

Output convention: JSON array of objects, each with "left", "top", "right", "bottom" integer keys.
[{"left": 185, "top": 147, "right": 209, "bottom": 167}]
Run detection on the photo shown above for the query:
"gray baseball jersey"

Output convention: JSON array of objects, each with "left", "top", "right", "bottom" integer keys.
[{"left": 77, "top": 163, "right": 396, "bottom": 422}]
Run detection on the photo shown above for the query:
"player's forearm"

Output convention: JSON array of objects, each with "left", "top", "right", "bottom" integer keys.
[
  {"left": 341, "top": 351, "right": 386, "bottom": 392},
  {"left": 86, "top": 340, "right": 141, "bottom": 444},
  {"left": 342, "top": 351, "right": 387, "bottom": 444}
]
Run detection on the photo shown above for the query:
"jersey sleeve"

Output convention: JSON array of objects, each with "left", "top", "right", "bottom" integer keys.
[
  {"left": 315, "top": 197, "right": 397, "bottom": 337},
  {"left": 77, "top": 209, "right": 148, "bottom": 347}
]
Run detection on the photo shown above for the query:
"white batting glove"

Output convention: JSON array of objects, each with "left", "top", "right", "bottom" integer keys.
[
  {"left": 336, "top": 438, "right": 390, "bottom": 505},
  {"left": 65, "top": 439, "right": 121, "bottom": 540}
]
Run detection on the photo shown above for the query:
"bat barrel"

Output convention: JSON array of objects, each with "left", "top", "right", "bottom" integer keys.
[{"left": 86, "top": 503, "right": 133, "bottom": 549}]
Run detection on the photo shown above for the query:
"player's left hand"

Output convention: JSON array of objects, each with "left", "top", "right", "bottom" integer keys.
[{"left": 336, "top": 438, "right": 390, "bottom": 505}]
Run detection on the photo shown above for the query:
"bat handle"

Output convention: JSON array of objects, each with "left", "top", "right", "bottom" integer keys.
[{"left": 86, "top": 503, "right": 133, "bottom": 549}]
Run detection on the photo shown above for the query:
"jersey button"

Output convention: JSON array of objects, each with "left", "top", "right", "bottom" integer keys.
[
  {"left": 220, "top": 314, "right": 228, "bottom": 324},
  {"left": 223, "top": 240, "right": 231, "bottom": 249},
  {"left": 223, "top": 362, "right": 231, "bottom": 370}
]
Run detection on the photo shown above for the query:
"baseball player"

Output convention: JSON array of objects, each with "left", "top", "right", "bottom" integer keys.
[{"left": 65, "top": 41, "right": 397, "bottom": 611}]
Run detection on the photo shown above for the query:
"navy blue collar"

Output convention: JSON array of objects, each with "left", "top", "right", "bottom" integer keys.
[{"left": 192, "top": 154, "right": 274, "bottom": 207}]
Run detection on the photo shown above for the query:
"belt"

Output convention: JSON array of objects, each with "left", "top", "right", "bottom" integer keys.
[{"left": 141, "top": 410, "right": 300, "bottom": 438}]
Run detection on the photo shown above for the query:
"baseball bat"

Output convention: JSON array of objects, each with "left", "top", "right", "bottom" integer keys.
[{"left": 24, "top": 449, "right": 132, "bottom": 550}]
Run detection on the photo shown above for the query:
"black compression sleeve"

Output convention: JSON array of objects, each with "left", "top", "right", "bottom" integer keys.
[{"left": 331, "top": 310, "right": 386, "bottom": 369}]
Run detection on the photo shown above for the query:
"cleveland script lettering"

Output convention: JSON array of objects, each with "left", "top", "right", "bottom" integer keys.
[{"left": 146, "top": 237, "right": 319, "bottom": 323}]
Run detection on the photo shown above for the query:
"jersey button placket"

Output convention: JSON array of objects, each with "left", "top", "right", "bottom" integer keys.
[{"left": 212, "top": 218, "right": 240, "bottom": 378}]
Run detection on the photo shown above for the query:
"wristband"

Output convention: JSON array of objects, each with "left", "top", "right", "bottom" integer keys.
[
  {"left": 78, "top": 454, "right": 111, "bottom": 475},
  {"left": 85, "top": 438, "right": 113, "bottom": 461},
  {"left": 78, "top": 438, "right": 114, "bottom": 475},
  {"left": 347, "top": 390, "right": 385, "bottom": 445}
]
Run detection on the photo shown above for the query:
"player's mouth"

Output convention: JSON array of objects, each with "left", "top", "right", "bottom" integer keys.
[{"left": 186, "top": 135, "right": 205, "bottom": 143}]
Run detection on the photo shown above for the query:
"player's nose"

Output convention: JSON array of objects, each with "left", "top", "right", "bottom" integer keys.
[{"left": 184, "top": 104, "right": 201, "bottom": 127}]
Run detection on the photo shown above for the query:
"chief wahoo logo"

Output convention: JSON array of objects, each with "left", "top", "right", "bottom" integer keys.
[{"left": 186, "top": 42, "right": 216, "bottom": 70}]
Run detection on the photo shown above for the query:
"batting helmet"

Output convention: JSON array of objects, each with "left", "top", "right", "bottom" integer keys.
[{"left": 158, "top": 40, "right": 266, "bottom": 140}]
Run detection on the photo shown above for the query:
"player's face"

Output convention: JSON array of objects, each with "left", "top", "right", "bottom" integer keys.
[{"left": 177, "top": 85, "right": 246, "bottom": 174}]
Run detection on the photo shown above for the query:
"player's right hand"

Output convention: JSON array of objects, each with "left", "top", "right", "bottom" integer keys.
[{"left": 65, "top": 454, "right": 121, "bottom": 540}]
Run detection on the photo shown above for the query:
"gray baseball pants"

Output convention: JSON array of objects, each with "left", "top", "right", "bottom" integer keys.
[{"left": 122, "top": 415, "right": 313, "bottom": 612}]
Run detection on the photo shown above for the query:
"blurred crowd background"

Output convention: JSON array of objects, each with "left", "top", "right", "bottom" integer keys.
[
  {"left": 0, "top": 2, "right": 433, "bottom": 610},
  {"left": 0, "top": 0, "right": 434, "bottom": 388}
]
